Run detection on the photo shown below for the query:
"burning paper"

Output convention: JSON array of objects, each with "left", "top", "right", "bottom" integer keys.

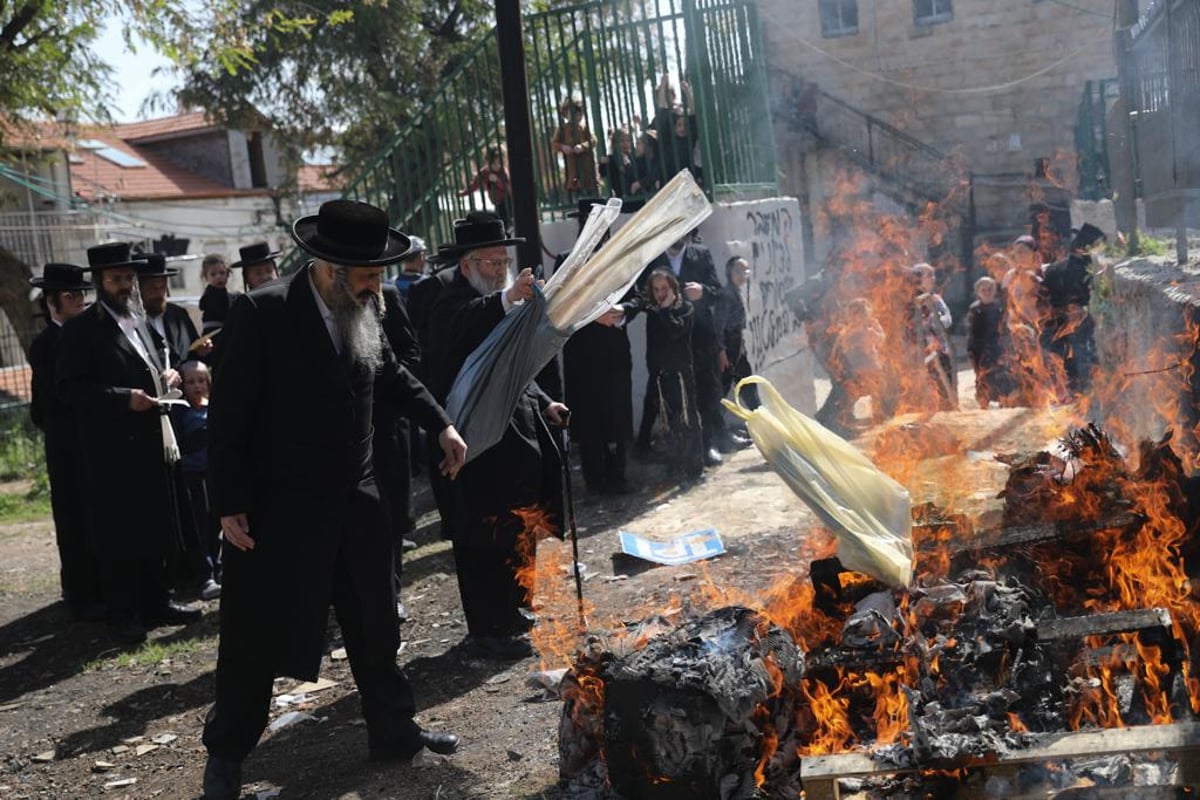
[
  {"left": 723, "top": 376, "right": 913, "bottom": 588},
  {"left": 446, "top": 170, "right": 712, "bottom": 461}
]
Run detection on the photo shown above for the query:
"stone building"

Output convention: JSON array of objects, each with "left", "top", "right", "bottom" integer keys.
[{"left": 759, "top": 0, "right": 1118, "bottom": 274}]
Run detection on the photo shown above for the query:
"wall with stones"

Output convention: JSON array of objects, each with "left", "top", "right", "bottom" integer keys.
[
  {"left": 763, "top": 0, "right": 1117, "bottom": 196},
  {"left": 540, "top": 195, "right": 814, "bottom": 426},
  {"left": 1094, "top": 257, "right": 1200, "bottom": 461}
]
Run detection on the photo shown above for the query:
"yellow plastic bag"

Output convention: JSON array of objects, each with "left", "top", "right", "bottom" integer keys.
[{"left": 722, "top": 376, "right": 913, "bottom": 588}]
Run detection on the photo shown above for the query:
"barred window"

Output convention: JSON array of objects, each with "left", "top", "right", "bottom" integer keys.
[
  {"left": 819, "top": 0, "right": 859, "bottom": 37},
  {"left": 914, "top": 0, "right": 952, "bottom": 26}
]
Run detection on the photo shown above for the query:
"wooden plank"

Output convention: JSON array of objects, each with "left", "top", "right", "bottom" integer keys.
[
  {"left": 945, "top": 511, "right": 1143, "bottom": 554},
  {"left": 800, "top": 721, "right": 1200, "bottom": 782},
  {"left": 1038, "top": 608, "right": 1174, "bottom": 642}
]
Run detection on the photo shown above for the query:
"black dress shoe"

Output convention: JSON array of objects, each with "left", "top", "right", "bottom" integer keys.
[
  {"left": 703, "top": 448, "right": 723, "bottom": 467},
  {"left": 107, "top": 619, "right": 147, "bottom": 645},
  {"left": 418, "top": 729, "right": 459, "bottom": 755},
  {"left": 202, "top": 755, "right": 242, "bottom": 800},
  {"left": 145, "top": 602, "right": 203, "bottom": 628}
]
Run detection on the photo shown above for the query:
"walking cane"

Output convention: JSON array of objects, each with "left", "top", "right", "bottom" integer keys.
[{"left": 557, "top": 410, "right": 587, "bottom": 631}]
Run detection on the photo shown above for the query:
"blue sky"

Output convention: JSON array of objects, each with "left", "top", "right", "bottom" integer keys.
[{"left": 92, "top": 18, "right": 176, "bottom": 122}]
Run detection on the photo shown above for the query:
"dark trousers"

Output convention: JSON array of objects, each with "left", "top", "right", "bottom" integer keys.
[
  {"left": 721, "top": 344, "right": 760, "bottom": 411},
  {"left": 45, "top": 446, "right": 103, "bottom": 613},
  {"left": 167, "top": 465, "right": 214, "bottom": 590},
  {"left": 451, "top": 529, "right": 534, "bottom": 638},
  {"left": 578, "top": 439, "right": 626, "bottom": 492},
  {"left": 654, "top": 369, "right": 704, "bottom": 479},
  {"left": 182, "top": 471, "right": 221, "bottom": 583},
  {"left": 692, "top": 346, "right": 725, "bottom": 449},
  {"left": 202, "top": 546, "right": 420, "bottom": 760},
  {"left": 98, "top": 541, "right": 170, "bottom": 626},
  {"left": 636, "top": 388, "right": 659, "bottom": 449}
]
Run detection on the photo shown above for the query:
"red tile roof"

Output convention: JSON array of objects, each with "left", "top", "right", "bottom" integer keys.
[
  {"left": 297, "top": 163, "right": 343, "bottom": 193},
  {"left": 68, "top": 128, "right": 262, "bottom": 201},
  {"left": 115, "top": 112, "right": 219, "bottom": 143}
]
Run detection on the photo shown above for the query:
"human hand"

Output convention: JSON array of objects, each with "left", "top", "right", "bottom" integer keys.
[
  {"left": 544, "top": 401, "right": 570, "bottom": 427},
  {"left": 505, "top": 268, "right": 536, "bottom": 304},
  {"left": 684, "top": 282, "right": 703, "bottom": 301},
  {"left": 162, "top": 368, "right": 181, "bottom": 390},
  {"left": 659, "top": 289, "right": 678, "bottom": 309},
  {"left": 597, "top": 308, "right": 625, "bottom": 327},
  {"left": 221, "top": 513, "right": 254, "bottom": 551},
  {"left": 630, "top": 181, "right": 642, "bottom": 194},
  {"left": 196, "top": 339, "right": 215, "bottom": 357},
  {"left": 719, "top": 350, "right": 731, "bottom": 373},
  {"left": 437, "top": 425, "right": 468, "bottom": 479},
  {"left": 129, "top": 389, "right": 156, "bottom": 412}
]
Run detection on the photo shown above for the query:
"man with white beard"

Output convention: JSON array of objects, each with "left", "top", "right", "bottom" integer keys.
[
  {"left": 200, "top": 200, "right": 468, "bottom": 800},
  {"left": 57, "top": 242, "right": 201, "bottom": 644},
  {"left": 426, "top": 211, "right": 568, "bottom": 661}
]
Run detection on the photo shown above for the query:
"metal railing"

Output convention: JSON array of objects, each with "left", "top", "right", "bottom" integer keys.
[
  {"left": 1075, "top": 78, "right": 1117, "bottom": 202},
  {"left": 0, "top": 210, "right": 104, "bottom": 271},
  {"left": 284, "top": 0, "right": 776, "bottom": 272},
  {"left": 790, "top": 83, "right": 964, "bottom": 206}
]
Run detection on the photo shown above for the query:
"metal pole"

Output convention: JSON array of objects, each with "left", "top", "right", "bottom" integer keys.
[{"left": 495, "top": 0, "right": 542, "bottom": 270}]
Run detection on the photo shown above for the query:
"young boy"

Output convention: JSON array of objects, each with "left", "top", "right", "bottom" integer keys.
[
  {"left": 912, "top": 263, "right": 957, "bottom": 410},
  {"left": 172, "top": 360, "right": 221, "bottom": 600},
  {"left": 966, "top": 276, "right": 1009, "bottom": 409},
  {"left": 198, "top": 254, "right": 233, "bottom": 336}
]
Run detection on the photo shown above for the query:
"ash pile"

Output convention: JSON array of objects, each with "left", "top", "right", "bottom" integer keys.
[{"left": 556, "top": 426, "right": 1200, "bottom": 799}]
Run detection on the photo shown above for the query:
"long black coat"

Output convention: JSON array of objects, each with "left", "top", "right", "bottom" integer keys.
[
  {"left": 426, "top": 268, "right": 563, "bottom": 542},
  {"left": 148, "top": 302, "right": 200, "bottom": 368},
  {"left": 374, "top": 283, "right": 421, "bottom": 537},
  {"left": 56, "top": 302, "right": 174, "bottom": 555},
  {"left": 648, "top": 244, "right": 721, "bottom": 354},
  {"left": 207, "top": 266, "right": 452, "bottom": 680}
]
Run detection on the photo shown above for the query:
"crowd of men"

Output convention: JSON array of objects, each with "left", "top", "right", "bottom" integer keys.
[{"left": 25, "top": 194, "right": 764, "bottom": 799}]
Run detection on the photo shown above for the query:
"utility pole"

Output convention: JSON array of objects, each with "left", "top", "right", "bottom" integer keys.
[{"left": 495, "top": 0, "right": 542, "bottom": 271}]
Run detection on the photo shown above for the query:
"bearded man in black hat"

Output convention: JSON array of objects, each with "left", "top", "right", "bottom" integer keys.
[
  {"left": 199, "top": 200, "right": 467, "bottom": 800},
  {"left": 230, "top": 241, "right": 280, "bottom": 291},
  {"left": 426, "top": 210, "right": 567, "bottom": 660},
  {"left": 1040, "top": 223, "right": 1106, "bottom": 397},
  {"left": 56, "top": 243, "right": 202, "bottom": 644},
  {"left": 28, "top": 263, "right": 103, "bottom": 620},
  {"left": 135, "top": 254, "right": 203, "bottom": 368}
]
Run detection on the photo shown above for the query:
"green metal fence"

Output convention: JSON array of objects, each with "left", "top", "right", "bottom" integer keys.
[{"left": 284, "top": 0, "right": 776, "bottom": 272}]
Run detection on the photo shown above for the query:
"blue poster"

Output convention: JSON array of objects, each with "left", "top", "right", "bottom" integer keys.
[{"left": 618, "top": 528, "right": 725, "bottom": 566}]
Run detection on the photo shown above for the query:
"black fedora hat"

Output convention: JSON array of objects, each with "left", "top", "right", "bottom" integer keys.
[
  {"left": 291, "top": 200, "right": 411, "bottom": 266},
  {"left": 30, "top": 263, "right": 92, "bottom": 291},
  {"left": 1070, "top": 223, "right": 1106, "bottom": 252},
  {"left": 86, "top": 242, "right": 142, "bottom": 272},
  {"left": 441, "top": 211, "right": 524, "bottom": 258},
  {"left": 230, "top": 241, "right": 281, "bottom": 269},
  {"left": 133, "top": 252, "right": 181, "bottom": 278}
]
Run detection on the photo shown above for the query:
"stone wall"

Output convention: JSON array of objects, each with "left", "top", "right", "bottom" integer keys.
[
  {"left": 1094, "top": 257, "right": 1200, "bottom": 462},
  {"left": 540, "top": 196, "right": 813, "bottom": 425},
  {"left": 763, "top": 0, "right": 1117, "bottom": 197}
]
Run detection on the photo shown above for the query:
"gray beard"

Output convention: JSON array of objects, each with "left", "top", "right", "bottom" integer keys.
[
  {"left": 464, "top": 268, "right": 506, "bottom": 297},
  {"left": 330, "top": 270, "right": 385, "bottom": 372}
]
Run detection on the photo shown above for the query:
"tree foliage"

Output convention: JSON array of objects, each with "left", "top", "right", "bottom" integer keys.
[{"left": 170, "top": 1, "right": 496, "bottom": 168}]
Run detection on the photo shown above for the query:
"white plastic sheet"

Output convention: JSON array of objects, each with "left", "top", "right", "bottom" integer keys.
[{"left": 722, "top": 376, "right": 914, "bottom": 588}]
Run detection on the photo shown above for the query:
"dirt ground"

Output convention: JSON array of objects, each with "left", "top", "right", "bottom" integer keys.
[{"left": 0, "top": 369, "right": 1084, "bottom": 800}]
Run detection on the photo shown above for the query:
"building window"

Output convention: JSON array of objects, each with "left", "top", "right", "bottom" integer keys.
[
  {"left": 914, "top": 0, "right": 952, "bottom": 26},
  {"left": 820, "top": 0, "right": 858, "bottom": 37}
]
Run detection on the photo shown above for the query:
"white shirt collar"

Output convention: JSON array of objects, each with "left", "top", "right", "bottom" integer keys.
[
  {"left": 308, "top": 269, "right": 341, "bottom": 353},
  {"left": 667, "top": 249, "right": 685, "bottom": 275}
]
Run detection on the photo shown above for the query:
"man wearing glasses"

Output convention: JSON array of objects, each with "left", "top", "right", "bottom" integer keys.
[
  {"left": 28, "top": 263, "right": 103, "bottom": 621},
  {"left": 425, "top": 211, "right": 568, "bottom": 661}
]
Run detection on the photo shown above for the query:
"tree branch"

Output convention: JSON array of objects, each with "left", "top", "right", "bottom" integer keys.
[{"left": 0, "top": 1, "right": 42, "bottom": 48}]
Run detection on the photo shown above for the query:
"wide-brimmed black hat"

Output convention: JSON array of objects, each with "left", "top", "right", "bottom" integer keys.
[
  {"left": 86, "top": 242, "right": 142, "bottom": 272},
  {"left": 440, "top": 211, "right": 524, "bottom": 258},
  {"left": 291, "top": 200, "right": 411, "bottom": 266},
  {"left": 133, "top": 252, "right": 181, "bottom": 278},
  {"left": 1070, "top": 223, "right": 1106, "bottom": 252},
  {"left": 230, "top": 241, "right": 281, "bottom": 269},
  {"left": 30, "top": 263, "right": 92, "bottom": 291}
]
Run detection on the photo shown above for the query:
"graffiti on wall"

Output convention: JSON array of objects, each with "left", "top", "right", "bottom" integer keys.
[{"left": 743, "top": 205, "right": 802, "bottom": 370}]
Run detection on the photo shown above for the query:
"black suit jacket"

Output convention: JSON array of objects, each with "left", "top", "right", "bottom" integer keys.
[
  {"left": 148, "top": 303, "right": 200, "bottom": 368},
  {"left": 56, "top": 302, "right": 173, "bottom": 552},
  {"left": 208, "top": 265, "right": 452, "bottom": 679},
  {"left": 426, "top": 268, "right": 562, "bottom": 542}
]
